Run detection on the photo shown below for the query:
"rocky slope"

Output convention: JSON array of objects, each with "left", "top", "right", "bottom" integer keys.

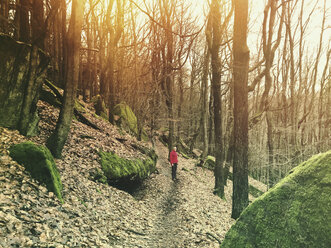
[{"left": 0, "top": 100, "right": 266, "bottom": 247}]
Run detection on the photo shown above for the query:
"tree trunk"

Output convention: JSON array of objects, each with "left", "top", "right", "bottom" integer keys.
[
  {"left": 232, "top": 0, "right": 249, "bottom": 219},
  {"left": 211, "top": 54, "right": 224, "bottom": 198},
  {"left": 19, "top": 0, "right": 30, "bottom": 43},
  {"left": 224, "top": 79, "right": 234, "bottom": 186},
  {"left": 266, "top": 111, "right": 274, "bottom": 188},
  {"left": 207, "top": 0, "right": 228, "bottom": 199},
  {"left": 201, "top": 47, "right": 210, "bottom": 158},
  {"left": 177, "top": 68, "right": 184, "bottom": 140},
  {"left": 60, "top": 0, "right": 67, "bottom": 87},
  {"left": 47, "top": 0, "right": 86, "bottom": 158},
  {"left": 0, "top": 0, "right": 9, "bottom": 33},
  {"left": 208, "top": 88, "right": 214, "bottom": 155},
  {"left": 31, "top": 0, "right": 44, "bottom": 49}
]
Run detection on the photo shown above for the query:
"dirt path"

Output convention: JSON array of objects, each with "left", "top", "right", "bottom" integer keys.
[
  {"left": 131, "top": 141, "right": 236, "bottom": 247},
  {"left": 145, "top": 142, "right": 183, "bottom": 247}
]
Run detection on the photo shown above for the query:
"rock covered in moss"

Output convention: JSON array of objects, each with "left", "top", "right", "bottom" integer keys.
[
  {"left": 221, "top": 150, "right": 331, "bottom": 248},
  {"left": 202, "top": 155, "right": 216, "bottom": 170},
  {"left": 111, "top": 103, "right": 137, "bottom": 132},
  {"left": 110, "top": 103, "right": 148, "bottom": 141},
  {"left": 92, "top": 95, "right": 108, "bottom": 120},
  {"left": 9, "top": 141, "right": 63, "bottom": 203},
  {"left": 0, "top": 34, "right": 49, "bottom": 136},
  {"left": 99, "top": 151, "right": 156, "bottom": 186}
]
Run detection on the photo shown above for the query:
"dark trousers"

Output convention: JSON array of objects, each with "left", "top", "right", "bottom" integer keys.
[{"left": 172, "top": 163, "right": 177, "bottom": 180}]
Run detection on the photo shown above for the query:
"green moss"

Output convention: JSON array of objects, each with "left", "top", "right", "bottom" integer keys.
[
  {"left": 203, "top": 155, "right": 216, "bottom": 170},
  {"left": 141, "top": 129, "right": 149, "bottom": 142},
  {"left": 0, "top": 34, "right": 48, "bottom": 136},
  {"left": 92, "top": 95, "right": 108, "bottom": 120},
  {"left": 79, "top": 198, "right": 88, "bottom": 208},
  {"left": 221, "top": 150, "right": 331, "bottom": 248},
  {"left": 248, "top": 184, "right": 264, "bottom": 198},
  {"left": 39, "top": 84, "right": 62, "bottom": 108},
  {"left": 110, "top": 103, "right": 147, "bottom": 139},
  {"left": 75, "top": 100, "right": 86, "bottom": 113},
  {"left": 9, "top": 142, "right": 63, "bottom": 203},
  {"left": 26, "top": 111, "right": 40, "bottom": 137},
  {"left": 180, "top": 152, "right": 189, "bottom": 159},
  {"left": 100, "top": 111, "right": 108, "bottom": 120},
  {"left": 99, "top": 151, "right": 156, "bottom": 184},
  {"left": 111, "top": 103, "right": 138, "bottom": 133}
]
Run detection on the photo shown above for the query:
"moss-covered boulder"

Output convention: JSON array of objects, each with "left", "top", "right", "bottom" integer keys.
[
  {"left": 99, "top": 151, "right": 156, "bottom": 187},
  {"left": 111, "top": 103, "right": 138, "bottom": 133},
  {"left": 0, "top": 34, "right": 49, "bottom": 136},
  {"left": 110, "top": 103, "right": 148, "bottom": 141},
  {"left": 92, "top": 95, "right": 108, "bottom": 120},
  {"left": 39, "top": 80, "right": 62, "bottom": 108},
  {"left": 9, "top": 142, "right": 63, "bottom": 203},
  {"left": 221, "top": 151, "right": 331, "bottom": 248},
  {"left": 201, "top": 155, "right": 216, "bottom": 170}
]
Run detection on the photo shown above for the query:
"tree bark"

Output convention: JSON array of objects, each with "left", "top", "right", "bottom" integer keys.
[
  {"left": 0, "top": 0, "right": 9, "bottom": 33},
  {"left": 31, "top": 0, "right": 44, "bottom": 49},
  {"left": 232, "top": 0, "right": 249, "bottom": 219},
  {"left": 201, "top": 47, "right": 210, "bottom": 158},
  {"left": 47, "top": 0, "right": 86, "bottom": 158},
  {"left": 19, "top": 0, "right": 30, "bottom": 43},
  {"left": 207, "top": 0, "right": 225, "bottom": 199}
]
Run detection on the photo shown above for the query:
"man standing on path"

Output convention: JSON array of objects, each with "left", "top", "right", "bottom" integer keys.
[{"left": 170, "top": 147, "right": 178, "bottom": 181}]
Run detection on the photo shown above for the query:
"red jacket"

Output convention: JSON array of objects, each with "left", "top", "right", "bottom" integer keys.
[{"left": 170, "top": 150, "right": 178, "bottom": 164}]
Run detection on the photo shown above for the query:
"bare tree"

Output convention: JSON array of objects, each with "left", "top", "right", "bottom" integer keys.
[
  {"left": 47, "top": 0, "right": 87, "bottom": 157},
  {"left": 206, "top": 0, "right": 233, "bottom": 198},
  {"left": 231, "top": 0, "right": 249, "bottom": 219}
]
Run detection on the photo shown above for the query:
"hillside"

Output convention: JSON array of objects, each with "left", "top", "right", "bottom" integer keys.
[{"left": 0, "top": 100, "right": 266, "bottom": 247}]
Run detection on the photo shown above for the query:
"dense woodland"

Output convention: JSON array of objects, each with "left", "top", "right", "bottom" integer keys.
[{"left": 0, "top": 0, "right": 330, "bottom": 223}]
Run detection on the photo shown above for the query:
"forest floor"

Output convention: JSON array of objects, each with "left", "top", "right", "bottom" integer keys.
[{"left": 0, "top": 100, "right": 266, "bottom": 248}]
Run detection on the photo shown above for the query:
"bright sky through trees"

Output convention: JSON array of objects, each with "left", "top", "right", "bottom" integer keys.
[{"left": 130, "top": 0, "right": 330, "bottom": 57}]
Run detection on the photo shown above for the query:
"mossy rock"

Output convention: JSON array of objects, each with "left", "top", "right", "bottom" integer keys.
[
  {"left": 9, "top": 142, "right": 63, "bottom": 203},
  {"left": 0, "top": 34, "right": 49, "bottom": 136},
  {"left": 110, "top": 103, "right": 148, "bottom": 141},
  {"left": 111, "top": 103, "right": 137, "bottom": 133},
  {"left": 99, "top": 151, "right": 156, "bottom": 186},
  {"left": 91, "top": 95, "right": 108, "bottom": 120},
  {"left": 39, "top": 81, "right": 62, "bottom": 108},
  {"left": 202, "top": 155, "right": 216, "bottom": 170},
  {"left": 180, "top": 152, "right": 189, "bottom": 159},
  {"left": 75, "top": 100, "right": 86, "bottom": 113},
  {"left": 221, "top": 150, "right": 331, "bottom": 248}
]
